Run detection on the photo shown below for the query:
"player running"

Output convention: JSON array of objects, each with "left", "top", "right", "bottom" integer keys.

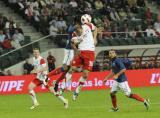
[
  {"left": 66, "top": 14, "right": 98, "bottom": 101},
  {"left": 103, "top": 50, "right": 150, "bottom": 111},
  {"left": 28, "top": 48, "right": 68, "bottom": 109}
]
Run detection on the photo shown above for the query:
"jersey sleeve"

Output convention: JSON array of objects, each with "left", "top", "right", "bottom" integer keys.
[
  {"left": 40, "top": 58, "right": 47, "bottom": 68},
  {"left": 86, "top": 23, "right": 95, "bottom": 31},
  {"left": 115, "top": 59, "right": 126, "bottom": 70}
]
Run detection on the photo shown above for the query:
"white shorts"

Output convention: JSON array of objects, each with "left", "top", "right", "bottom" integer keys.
[
  {"left": 111, "top": 80, "right": 131, "bottom": 96},
  {"left": 63, "top": 49, "right": 74, "bottom": 65}
]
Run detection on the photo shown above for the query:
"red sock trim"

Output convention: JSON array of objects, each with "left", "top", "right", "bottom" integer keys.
[{"left": 79, "top": 82, "right": 85, "bottom": 86}]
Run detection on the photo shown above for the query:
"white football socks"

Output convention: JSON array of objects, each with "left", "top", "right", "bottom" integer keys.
[{"left": 29, "top": 90, "right": 38, "bottom": 104}]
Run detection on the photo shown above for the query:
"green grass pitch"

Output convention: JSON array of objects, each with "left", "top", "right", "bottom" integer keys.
[{"left": 0, "top": 87, "right": 159, "bottom": 118}]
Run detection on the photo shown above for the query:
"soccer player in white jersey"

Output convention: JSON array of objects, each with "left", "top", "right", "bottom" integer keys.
[
  {"left": 28, "top": 48, "right": 68, "bottom": 109},
  {"left": 65, "top": 15, "right": 98, "bottom": 101}
]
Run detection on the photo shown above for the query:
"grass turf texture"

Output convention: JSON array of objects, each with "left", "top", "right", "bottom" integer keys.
[{"left": 0, "top": 87, "right": 159, "bottom": 118}]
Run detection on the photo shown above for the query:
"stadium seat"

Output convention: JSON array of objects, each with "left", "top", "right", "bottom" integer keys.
[
  {"left": 135, "top": 37, "right": 145, "bottom": 45},
  {"left": 126, "top": 38, "right": 137, "bottom": 45},
  {"left": 144, "top": 37, "right": 154, "bottom": 44},
  {"left": 108, "top": 38, "right": 120, "bottom": 46},
  {"left": 153, "top": 37, "right": 160, "bottom": 44},
  {"left": 118, "top": 38, "right": 128, "bottom": 45},
  {"left": 0, "top": 56, "right": 10, "bottom": 69}
]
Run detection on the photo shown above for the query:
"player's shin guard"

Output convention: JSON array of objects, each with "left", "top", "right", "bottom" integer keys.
[
  {"left": 75, "top": 77, "right": 85, "bottom": 94},
  {"left": 110, "top": 93, "right": 117, "bottom": 109},
  {"left": 29, "top": 90, "right": 38, "bottom": 104},
  {"left": 129, "top": 93, "right": 145, "bottom": 102}
]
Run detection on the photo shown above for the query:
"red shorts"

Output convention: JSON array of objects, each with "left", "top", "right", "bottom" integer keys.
[
  {"left": 72, "top": 50, "right": 95, "bottom": 71},
  {"left": 32, "top": 78, "right": 53, "bottom": 88}
]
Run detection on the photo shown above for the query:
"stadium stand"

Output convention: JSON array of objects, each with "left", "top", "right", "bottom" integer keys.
[
  {"left": 2, "top": 0, "right": 160, "bottom": 47},
  {"left": 95, "top": 48, "right": 160, "bottom": 71},
  {"left": 0, "top": 0, "right": 160, "bottom": 72}
]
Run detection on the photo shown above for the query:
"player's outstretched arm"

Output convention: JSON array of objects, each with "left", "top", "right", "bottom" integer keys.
[
  {"left": 93, "top": 26, "right": 98, "bottom": 45},
  {"left": 103, "top": 70, "right": 114, "bottom": 83},
  {"left": 113, "top": 68, "right": 126, "bottom": 79}
]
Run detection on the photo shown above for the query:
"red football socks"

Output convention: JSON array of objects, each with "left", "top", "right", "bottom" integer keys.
[
  {"left": 130, "top": 94, "right": 145, "bottom": 102},
  {"left": 110, "top": 94, "right": 117, "bottom": 108}
]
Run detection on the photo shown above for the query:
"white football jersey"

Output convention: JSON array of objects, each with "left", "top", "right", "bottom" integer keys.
[
  {"left": 78, "top": 23, "right": 95, "bottom": 51},
  {"left": 33, "top": 56, "right": 48, "bottom": 80}
]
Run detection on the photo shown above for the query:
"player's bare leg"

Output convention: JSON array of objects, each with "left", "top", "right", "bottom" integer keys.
[
  {"left": 28, "top": 82, "right": 39, "bottom": 109},
  {"left": 73, "top": 69, "right": 89, "bottom": 101},
  {"left": 48, "top": 86, "right": 68, "bottom": 109}
]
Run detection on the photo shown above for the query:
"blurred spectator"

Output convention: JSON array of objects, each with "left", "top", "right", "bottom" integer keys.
[
  {"left": 0, "top": 13, "right": 7, "bottom": 30},
  {"left": 137, "top": 0, "right": 146, "bottom": 7},
  {"left": 92, "top": 61, "right": 100, "bottom": 71},
  {"left": 135, "top": 25, "right": 144, "bottom": 38},
  {"left": 5, "top": 29, "right": 12, "bottom": 40},
  {"left": 94, "top": 0, "right": 104, "bottom": 10},
  {"left": 155, "top": 62, "right": 160, "bottom": 68},
  {"left": 47, "top": 51, "right": 56, "bottom": 72},
  {"left": 0, "top": 30, "right": 5, "bottom": 43},
  {"left": 23, "top": 59, "right": 34, "bottom": 74},
  {"left": 129, "top": 27, "right": 137, "bottom": 38},
  {"left": 145, "top": 8, "right": 152, "bottom": 24},
  {"left": 32, "top": 7, "right": 40, "bottom": 31},
  {"left": 49, "top": 22, "right": 58, "bottom": 38},
  {"left": 5, "top": 17, "right": 16, "bottom": 29},
  {"left": 145, "top": 25, "right": 156, "bottom": 37},
  {"left": 56, "top": 17, "right": 67, "bottom": 33},
  {"left": 16, "top": 23, "right": 24, "bottom": 34},
  {"left": 118, "top": 8, "right": 127, "bottom": 21},
  {"left": 110, "top": 8, "right": 120, "bottom": 21},
  {"left": 12, "top": 29, "right": 24, "bottom": 43},
  {"left": 25, "top": 5, "right": 33, "bottom": 23},
  {"left": 10, "top": 37, "right": 21, "bottom": 49},
  {"left": 154, "top": 17, "right": 160, "bottom": 37},
  {"left": 69, "top": 0, "right": 78, "bottom": 8}
]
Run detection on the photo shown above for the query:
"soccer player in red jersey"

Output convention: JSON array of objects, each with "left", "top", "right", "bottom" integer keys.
[{"left": 66, "top": 17, "right": 98, "bottom": 101}]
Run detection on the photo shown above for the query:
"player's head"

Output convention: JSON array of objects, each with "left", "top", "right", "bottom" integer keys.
[
  {"left": 75, "top": 24, "right": 82, "bottom": 36},
  {"left": 109, "top": 49, "right": 117, "bottom": 59},
  {"left": 33, "top": 48, "right": 40, "bottom": 58}
]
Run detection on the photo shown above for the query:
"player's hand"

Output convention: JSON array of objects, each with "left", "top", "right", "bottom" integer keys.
[
  {"left": 103, "top": 79, "right": 107, "bottom": 84},
  {"left": 75, "top": 50, "right": 80, "bottom": 56},
  {"left": 113, "top": 74, "right": 118, "bottom": 79}
]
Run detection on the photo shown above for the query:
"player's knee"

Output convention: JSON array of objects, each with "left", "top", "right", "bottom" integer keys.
[
  {"left": 110, "top": 91, "right": 116, "bottom": 97},
  {"left": 125, "top": 92, "right": 131, "bottom": 97},
  {"left": 28, "top": 83, "right": 35, "bottom": 91},
  {"left": 82, "top": 70, "right": 89, "bottom": 78}
]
